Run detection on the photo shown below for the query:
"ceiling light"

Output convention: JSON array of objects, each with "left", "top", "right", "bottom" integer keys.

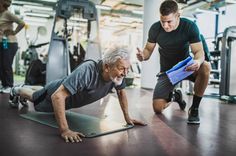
[
  {"left": 195, "top": 8, "right": 219, "bottom": 15},
  {"left": 95, "top": 5, "right": 112, "bottom": 10},
  {"left": 40, "top": 0, "right": 58, "bottom": 2},
  {"left": 132, "top": 10, "right": 143, "bottom": 15},
  {"left": 69, "top": 17, "right": 88, "bottom": 22},
  {"left": 24, "top": 12, "right": 51, "bottom": 18},
  {"left": 23, "top": 5, "right": 53, "bottom": 11},
  {"left": 12, "top": 1, "right": 41, "bottom": 5},
  {"left": 24, "top": 16, "right": 48, "bottom": 23}
]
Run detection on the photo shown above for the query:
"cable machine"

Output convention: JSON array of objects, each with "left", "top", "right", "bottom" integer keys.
[
  {"left": 219, "top": 26, "right": 236, "bottom": 102},
  {"left": 46, "top": 0, "right": 99, "bottom": 83}
]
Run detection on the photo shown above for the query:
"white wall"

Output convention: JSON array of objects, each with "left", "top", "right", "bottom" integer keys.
[
  {"left": 195, "top": 4, "right": 236, "bottom": 50},
  {"left": 12, "top": 19, "right": 53, "bottom": 74},
  {"left": 141, "top": 0, "right": 161, "bottom": 89},
  {"left": 16, "top": 19, "right": 54, "bottom": 55},
  {"left": 218, "top": 4, "right": 236, "bottom": 33}
]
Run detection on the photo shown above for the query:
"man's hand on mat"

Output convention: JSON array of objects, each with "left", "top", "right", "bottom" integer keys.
[
  {"left": 61, "top": 129, "right": 85, "bottom": 143},
  {"left": 126, "top": 118, "right": 147, "bottom": 126}
]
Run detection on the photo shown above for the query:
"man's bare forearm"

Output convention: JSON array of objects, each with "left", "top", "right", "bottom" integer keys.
[
  {"left": 142, "top": 48, "right": 151, "bottom": 61},
  {"left": 117, "top": 89, "right": 130, "bottom": 118},
  {"left": 142, "top": 42, "right": 156, "bottom": 61},
  {"left": 51, "top": 94, "right": 69, "bottom": 133},
  {"left": 194, "top": 50, "right": 205, "bottom": 64}
]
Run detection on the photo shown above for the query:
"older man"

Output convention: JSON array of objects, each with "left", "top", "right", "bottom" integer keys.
[{"left": 10, "top": 47, "right": 146, "bottom": 143}]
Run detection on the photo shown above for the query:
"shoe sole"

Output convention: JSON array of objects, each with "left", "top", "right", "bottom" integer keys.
[
  {"left": 9, "top": 101, "right": 19, "bottom": 108},
  {"left": 179, "top": 100, "right": 186, "bottom": 111},
  {"left": 9, "top": 88, "right": 19, "bottom": 108},
  {"left": 19, "top": 99, "right": 28, "bottom": 107},
  {"left": 175, "top": 89, "right": 186, "bottom": 110},
  {"left": 187, "top": 121, "right": 200, "bottom": 124}
]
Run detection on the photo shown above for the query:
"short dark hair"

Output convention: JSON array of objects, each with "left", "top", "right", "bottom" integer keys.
[{"left": 160, "top": 0, "right": 178, "bottom": 16}]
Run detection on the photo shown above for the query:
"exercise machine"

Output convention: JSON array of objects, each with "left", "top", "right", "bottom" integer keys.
[
  {"left": 46, "top": 0, "right": 100, "bottom": 83},
  {"left": 219, "top": 26, "right": 236, "bottom": 102},
  {"left": 209, "top": 33, "right": 222, "bottom": 85}
]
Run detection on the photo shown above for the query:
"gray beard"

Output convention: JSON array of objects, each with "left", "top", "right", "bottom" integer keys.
[{"left": 110, "top": 75, "right": 123, "bottom": 86}]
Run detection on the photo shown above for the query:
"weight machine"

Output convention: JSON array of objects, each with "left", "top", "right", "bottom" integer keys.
[
  {"left": 219, "top": 26, "right": 236, "bottom": 102},
  {"left": 46, "top": 0, "right": 100, "bottom": 83}
]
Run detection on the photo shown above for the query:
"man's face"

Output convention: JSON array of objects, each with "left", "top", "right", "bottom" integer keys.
[
  {"left": 160, "top": 13, "right": 179, "bottom": 32},
  {"left": 108, "top": 59, "right": 130, "bottom": 86}
]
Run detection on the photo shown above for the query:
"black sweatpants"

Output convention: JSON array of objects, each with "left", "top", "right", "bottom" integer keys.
[{"left": 0, "top": 42, "right": 18, "bottom": 87}]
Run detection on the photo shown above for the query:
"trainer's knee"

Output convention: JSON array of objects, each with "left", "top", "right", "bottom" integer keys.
[
  {"left": 199, "top": 61, "right": 211, "bottom": 77},
  {"left": 153, "top": 99, "right": 168, "bottom": 114}
]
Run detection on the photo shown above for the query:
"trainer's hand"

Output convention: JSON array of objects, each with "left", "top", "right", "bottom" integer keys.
[
  {"left": 186, "top": 60, "right": 201, "bottom": 72},
  {"left": 136, "top": 47, "right": 144, "bottom": 62},
  {"left": 61, "top": 129, "right": 85, "bottom": 143}
]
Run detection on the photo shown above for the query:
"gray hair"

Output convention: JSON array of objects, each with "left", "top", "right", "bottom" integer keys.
[{"left": 102, "top": 47, "right": 130, "bottom": 66}]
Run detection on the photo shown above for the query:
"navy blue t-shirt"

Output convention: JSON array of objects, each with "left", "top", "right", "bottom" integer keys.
[{"left": 148, "top": 18, "right": 201, "bottom": 72}]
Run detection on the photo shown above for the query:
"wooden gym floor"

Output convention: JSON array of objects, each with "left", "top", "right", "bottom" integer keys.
[{"left": 0, "top": 85, "right": 236, "bottom": 156}]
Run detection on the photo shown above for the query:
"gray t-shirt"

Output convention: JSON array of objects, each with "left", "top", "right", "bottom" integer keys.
[{"left": 43, "top": 60, "right": 126, "bottom": 109}]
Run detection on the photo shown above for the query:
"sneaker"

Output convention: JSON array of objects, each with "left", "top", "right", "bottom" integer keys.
[
  {"left": 19, "top": 97, "right": 28, "bottom": 107},
  {"left": 0, "top": 85, "right": 4, "bottom": 93},
  {"left": 9, "top": 86, "right": 19, "bottom": 108},
  {"left": 2, "top": 87, "right": 11, "bottom": 94},
  {"left": 187, "top": 108, "right": 200, "bottom": 124},
  {"left": 173, "top": 88, "right": 186, "bottom": 110}
]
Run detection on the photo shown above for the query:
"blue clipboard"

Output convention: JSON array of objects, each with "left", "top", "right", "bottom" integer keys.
[{"left": 166, "top": 56, "right": 194, "bottom": 85}]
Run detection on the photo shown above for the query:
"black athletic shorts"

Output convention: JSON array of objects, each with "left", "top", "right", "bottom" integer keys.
[
  {"left": 153, "top": 73, "right": 195, "bottom": 102},
  {"left": 32, "top": 87, "right": 54, "bottom": 112}
]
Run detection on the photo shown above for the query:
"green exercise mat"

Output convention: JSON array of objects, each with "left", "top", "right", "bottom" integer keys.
[{"left": 20, "top": 111, "right": 133, "bottom": 138}]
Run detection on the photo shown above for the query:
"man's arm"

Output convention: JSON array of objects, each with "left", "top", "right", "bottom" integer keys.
[
  {"left": 116, "top": 89, "right": 130, "bottom": 122},
  {"left": 51, "top": 85, "right": 84, "bottom": 143},
  {"left": 116, "top": 89, "right": 146, "bottom": 126},
  {"left": 136, "top": 42, "right": 156, "bottom": 61},
  {"left": 186, "top": 42, "right": 205, "bottom": 71}
]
